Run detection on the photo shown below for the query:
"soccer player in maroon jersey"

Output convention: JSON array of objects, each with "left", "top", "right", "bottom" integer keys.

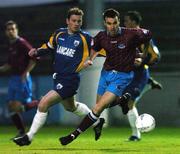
[
  {"left": 92, "top": 11, "right": 162, "bottom": 142},
  {"left": 0, "top": 21, "right": 39, "bottom": 138},
  {"left": 59, "top": 8, "right": 152, "bottom": 145}
]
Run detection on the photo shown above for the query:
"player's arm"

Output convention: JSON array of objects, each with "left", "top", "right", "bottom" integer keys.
[
  {"left": 134, "top": 28, "right": 152, "bottom": 46},
  {"left": 0, "top": 63, "right": 11, "bottom": 73},
  {"left": 140, "top": 39, "right": 160, "bottom": 66},
  {"left": 20, "top": 39, "right": 37, "bottom": 79},
  {"left": 29, "top": 47, "right": 52, "bottom": 58},
  {"left": 83, "top": 49, "right": 98, "bottom": 67},
  {"left": 29, "top": 32, "right": 56, "bottom": 58},
  {"left": 90, "top": 49, "right": 99, "bottom": 61},
  {"left": 83, "top": 33, "right": 102, "bottom": 67},
  {"left": 21, "top": 59, "right": 36, "bottom": 80},
  {"left": 145, "top": 39, "right": 160, "bottom": 65}
]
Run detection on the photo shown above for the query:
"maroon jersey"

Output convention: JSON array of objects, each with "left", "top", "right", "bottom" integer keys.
[
  {"left": 92, "top": 27, "right": 152, "bottom": 72},
  {"left": 7, "top": 37, "right": 33, "bottom": 75}
]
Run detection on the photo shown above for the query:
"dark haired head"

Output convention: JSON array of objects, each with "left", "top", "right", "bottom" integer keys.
[
  {"left": 103, "top": 8, "right": 120, "bottom": 21},
  {"left": 5, "top": 20, "right": 18, "bottom": 29},
  {"left": 125, "top": 11, "right": 142, "bottom": 25},
  {"left": 67, "top": 7, "right": 84, "bottom": 19}
]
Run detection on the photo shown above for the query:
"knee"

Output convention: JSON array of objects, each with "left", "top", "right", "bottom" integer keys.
[
  {"left": 38, "top": 101, "right": 48, "bottom": 112},
  {"left": 128, "top": 100, "right": 135, "bottom": 110},
  {"left": 64, "top": 105, "right": 76, "bottom": 112},
  {"left": 66, "top": 108, "right": 74, "bottom": 112},
  {"left": 8, "top": 101, "right": 23, "bottom": 112}
]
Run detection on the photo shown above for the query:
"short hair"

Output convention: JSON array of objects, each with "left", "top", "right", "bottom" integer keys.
[
  {"left": 103, "top": 8, "right": 120, "bottom": 21},
  {"left": 67, "top": 7, "right": 84, "bottom": 19},
  {"left": 125, "top": 11, "right": 142, "bottom": 25},
  {"left": 5, "top": 20, "right": 18, "bottom": 29}
]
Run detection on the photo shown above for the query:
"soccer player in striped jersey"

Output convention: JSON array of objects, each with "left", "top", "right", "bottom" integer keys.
[
  {"left": 92, "top": 11, "right": 162, "bottom": 142},
  {"left": 0, "top": 20, "right": 39, "bottom": 138},
  {"left": 13, "top": 7, "right": 93, "bottom": 146},
  {"left": 59, "top": 8, "right": 152, "bottom": 145}
]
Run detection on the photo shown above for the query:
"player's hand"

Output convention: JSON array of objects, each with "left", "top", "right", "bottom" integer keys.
[
  {"left": 134, "top": 58, "right": 142, "bottom": 67},
  {"left": 136, "top": 52, "right": 144, "bottom": 58},
  {"left": 83, "top": 60, "right": 93, "bottom": 69},
  {"left": 29, "top": 48, "right": 37, "bottom": 57}
]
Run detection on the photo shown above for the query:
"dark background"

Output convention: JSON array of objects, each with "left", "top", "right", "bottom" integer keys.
[{"left": 0, "top": 0, "right": 179, "bottom": 74}]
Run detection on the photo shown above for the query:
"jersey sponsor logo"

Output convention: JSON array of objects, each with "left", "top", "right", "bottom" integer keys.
[
  {"left": 57, "top": 46, "right": 75, "bottom": 57},
  {"left": 118, "top": 43, "right": 126, "bottom": 49},
  {"left": 56, "top": 83, "right": 63, "bottom": 90},
  {"left": 110, "top": 41, "right": 117, "bottom": 44},
  {"left": 52, "top": 73, "right": 57, "bottom": 79},
  {"left": 59, "top": 38, "right": 65, "bottom": 41},
  {"left": 74, "top": 40, "right": 80, "bottom": 47},
  {"left": 142, "top": 29, "right": 148, "bottom": 34}
]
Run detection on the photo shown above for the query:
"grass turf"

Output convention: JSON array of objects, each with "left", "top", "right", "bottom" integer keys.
[{"left": 0, "top": 126, "right": 180, "bottom": 154}]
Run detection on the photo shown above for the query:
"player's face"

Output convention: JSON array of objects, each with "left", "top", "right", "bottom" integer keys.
[
  {"left": 124, "top": 16, "right": 136, "bottom": 28},
  {"left": 5, "top": 24, "right": 18, "bottom": 40},
  {"left": 104, "top": 16, "right": 120, "bottom": 36},
  {"left": 66, "top": 15, "right": 82, "bottom": 33}
]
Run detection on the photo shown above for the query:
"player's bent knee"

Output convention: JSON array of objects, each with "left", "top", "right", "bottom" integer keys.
[
  {"left": 38, "top": 103, "right": 48, "bottom": 112},
  {"left": 66, "top": 108, "right": 74, "bottom": 112},
  {"left": 8, "top": 101, "right": 23, "bottom": 112},
  {"left": 64, "top": 106, "right": 75, "bottom": 112},
  {"left": 128, "top": 100, "right": 135, "bottom": 109}
]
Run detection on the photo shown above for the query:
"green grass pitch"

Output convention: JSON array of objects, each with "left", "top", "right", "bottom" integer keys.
[{"left": 0, "top": 126, "right": 180, "bottom": 154}]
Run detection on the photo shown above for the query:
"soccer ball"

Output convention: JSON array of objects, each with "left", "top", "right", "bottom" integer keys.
[{"left": 135, "top": 113, "right": 155, "bottom": 133}]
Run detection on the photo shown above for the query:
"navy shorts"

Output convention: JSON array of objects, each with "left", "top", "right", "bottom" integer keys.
[
  {"left": 124, "top": 67, "right": 150, "bottom": 101},
  {"left": 53, "top": 73, "right": 80, "bottom": 99}
]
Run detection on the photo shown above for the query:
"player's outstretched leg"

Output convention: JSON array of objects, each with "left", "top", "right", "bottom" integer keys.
[
  {"left": 119, "top": 93, "right": 131, "bottom": 114},
  {"left": 148, "top": 77, "right": 162, "bottom": 90},
  {"left": 10, "top": 113, "right": 25, "bottom": 138},
  {"left": 128, "top": 135, "right": 141, "bottom": 141},
  {"left": 60, "top": 111, "right": 99, "bottom": 145},
  {"left": 93, "top": 118, "right": 105, "bottom": 141},
  {"left": 127, "top": 107, "right": 141, "bottom": 141},
  {"left": 13, "top": 134, "right": 31, "bottom": 146},
  {"left": 108, "top": 93, "right": 131, "bottom": 114},
  {"left": 59, "top": 133, "right": 77, "bottom": 145}
]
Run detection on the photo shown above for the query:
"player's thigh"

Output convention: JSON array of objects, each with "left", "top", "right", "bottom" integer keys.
[
  {"left": 9, "top": 75, "right": 32, "bottom": 103},
  {"left": 97, "top": 70, "right": 107, "bottom": 96},
  {"left": 23, "top": 75, "right": 33, "bottom": 102},
  {"left": 8, "top": 100, "right": 23, "bottom": 112},
  {"left": 93, "top": 91, "right": 116, "bottom": 114},
  {"left": 7, "top": 76, "right": 21, "bottom": 102},
  {"left": 38, "top": 90, "right": 62, "bottom": 112},
  {"left": 128, "top": 100, "right": 135, "bottom": 109},
  {"left": 96, "top": 94, "right": 102, "bottom": 104},
  {"left": 124, "top": 69, "right": 149, "bottom": 101}
]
